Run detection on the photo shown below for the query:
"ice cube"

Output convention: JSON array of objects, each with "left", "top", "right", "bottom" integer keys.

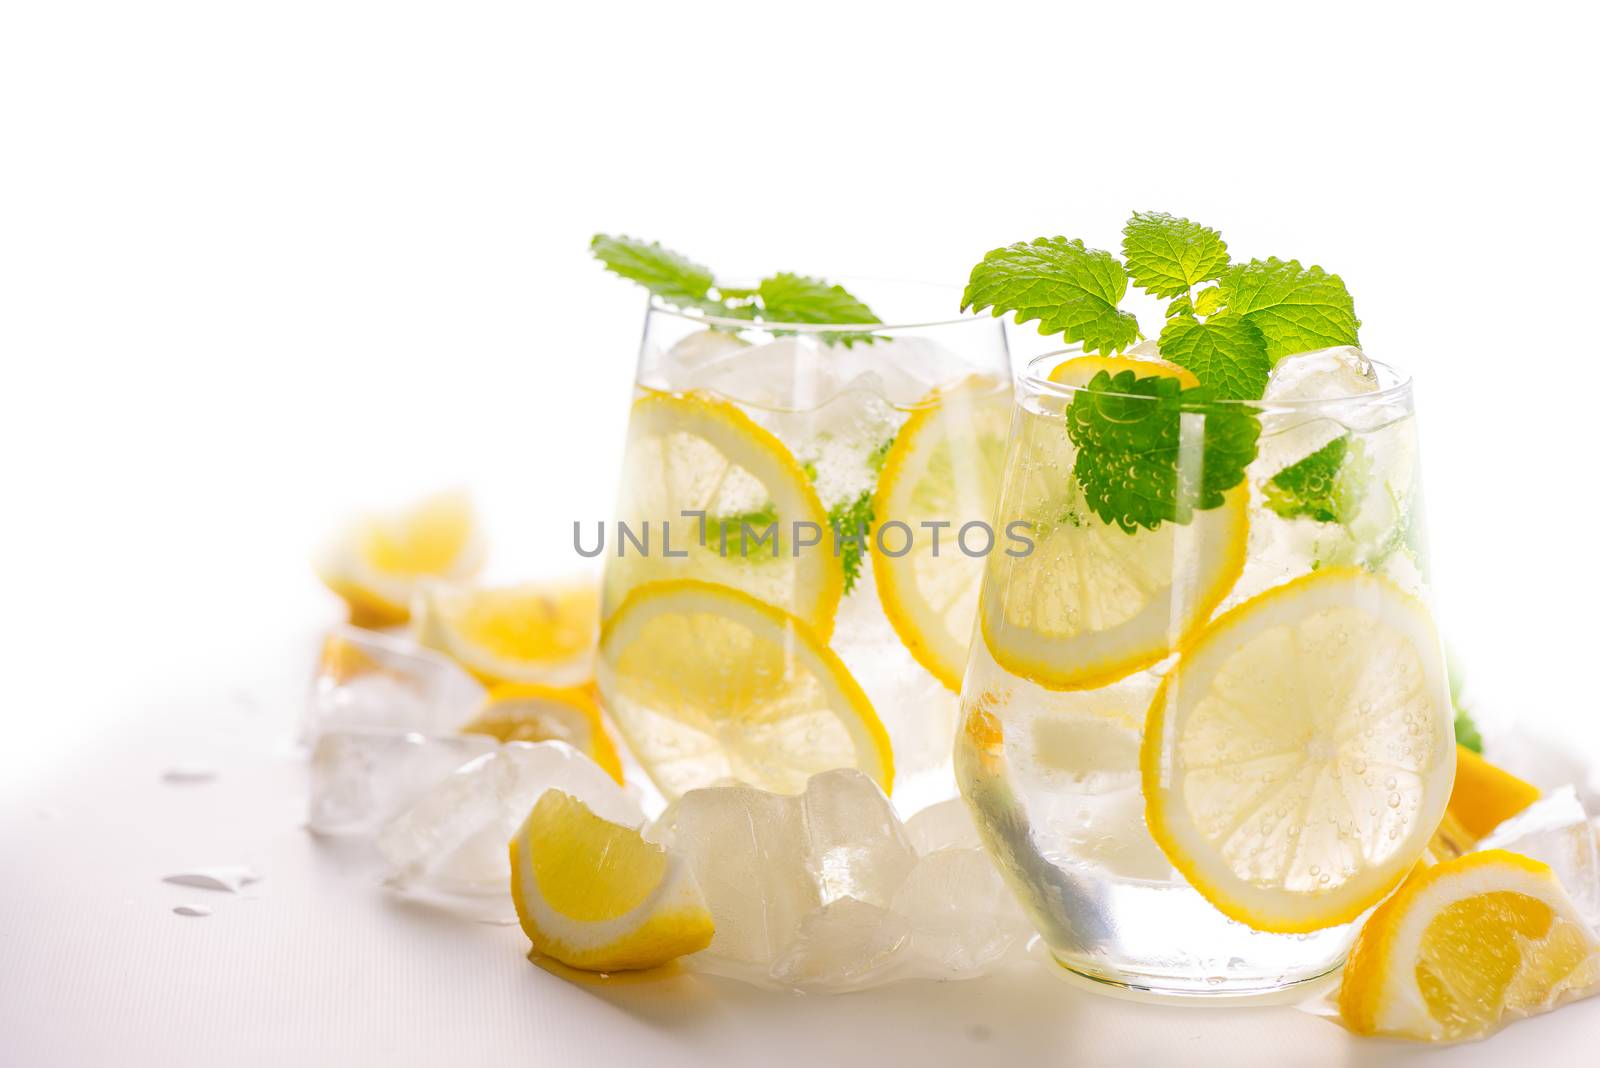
[
  {"left": 378, "top": 741, "right": 642, "bottom": 896},
  {"left": 1478, "top": 785, "right": 1600, "bottom": 926},
  {"left": 904, "top": 799, "right": 983, "bottom": 854},
  {"left": 769, "top": 897, "right": 910, "bottom": 989},
  {"left": 679, "top": 335, "right": 841, "bottom": 410},
  {"left": 891, "top": 847, "right": 1032, "bottom": 975},
  {"left": 801, "top": 768, "right": 916, "bottom": 907},
  {"left": 307, "top": 627, "right": 484, "bottom": 740},
  {"left": 1254, "top": 346, "right": 1380, "bottom": 476},
  {"left": 307, "top": 729, "right": 496, "bottom": 836},
  {"left": 665, "top": 784, "right": 819, "bottom": 966}
]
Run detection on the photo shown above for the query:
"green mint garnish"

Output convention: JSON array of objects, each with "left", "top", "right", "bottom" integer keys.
[
  {"left": 827, "top": 490, "right": 875, "bottom": 593},
  {"left": 704, "top": 503, "right": 782, "bottom": 553},
  {"left": 1217, "top": 257, "right": 1360, "bottom": 362},
  {"left": 1453, "top": 707, "right": 1484, "bottom": 753},
  {"left": 1263, "top": 436, "right": 1359, "bottom": 524},
  {"left": 1065, "top": 370, "right": 1259, "bottom": 533},
  {"left": 961, "top": 237, "right": 1142, "bottom": 354},
  {"left": 1121, "top": 212, "right": 1229, "bottom": 299},
  {"left": 966, "top": 212, "right": 1364, "bottom": 533},
  {"left": 867, "top": 433, "right": 897, "bottom": 474},
  {"left": 757, "top": 273, "right": 879, "bottom": 326},
  {"left": 590, "top": 235, "right": 717, "bottom": 311},
  {"left": 591, "top": 234, "right": 880, "bottom": 341},
  {"left": 1157, "top": 316, "right": 1271, "bottom": 400},
  {"left": 1193, "top": 287, "right": 1225, "bottom": 317}
]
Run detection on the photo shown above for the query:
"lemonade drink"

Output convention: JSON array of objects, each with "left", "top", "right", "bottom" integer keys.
[{"left": 956, "top": 346, "right": 1455, "bottom": 994}]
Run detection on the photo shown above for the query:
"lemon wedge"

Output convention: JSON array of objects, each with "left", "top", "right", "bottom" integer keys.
[
  {"left": 1339, "top": 849, "right": 1600, "bottom": 1041},
  {"left": 414, "top": 580, "right": 597, "bottom": 687},
  {"left": 979, "top": 356, "right": 1245, "bottom": 690},
  {"left": 463, "top": 684, "right": 623, "bottom": 783},
  {"left": 313, "top": 490, "right": 483, "bottom": 627},
  {"left": 1449, "top": 744, "right": 1541, "bottom": 840},
  {"left": 1142, "top": 568, "right": 1456, "bottom": 932},
  {"left": 510, "top": 790, "right": 713, "bottom": 972},
  {"left": 605, "top": 391, "right": 841, "bottom": 640},
  {"left": 871, "top": 376, "right": 1011, "bottom": 691},
  {"left": 597, "top": 579, "right": 891, "bottom": 800}
]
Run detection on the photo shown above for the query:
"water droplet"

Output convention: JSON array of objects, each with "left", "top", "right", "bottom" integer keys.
[{"left": 1387, "top": 792, "right": 1402, "bottom": 808}]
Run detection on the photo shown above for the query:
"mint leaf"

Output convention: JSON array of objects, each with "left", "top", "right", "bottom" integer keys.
[
  {"left": 1166, "top": 294, "right": 1193, "bottom": 319},
  {"left": 706, "top": 502, "right": 781, "bottom": 550},
  {"left": 757, "top": 273, "right": 880, "bottom": 326},
  {"left": 1158, "top": 315, "right": 1271, "bottom": 399},
  {"left": 1453, "top": 707, "right": 1483, "bottom": 753},
  {"left": 828, "top": 490, "right": 874, "bottom": 593},
  {"left": 1193, "top": 286, "right": 1225, "bottom": 317},
  {"left": 1218, "top": 257, "right": 1359, "bottom": 361},
  {"left": 591, "top": 234, "right": 715, "bottom": 309},
  {"left": 1263, "top": 436, "right": 1358, "bottom": 523},
  {"left": 1065, "top": 371, "right": 1260, "bottom": 533},
  {"left": 962, "top": 237, "right": 1141, "bottom": 353},
  {"left": 1121, "top": 212, "right": 1230, "bottom": 299}
]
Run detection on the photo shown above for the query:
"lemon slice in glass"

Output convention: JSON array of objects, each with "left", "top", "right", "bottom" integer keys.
[
  {"left": 1142, "top": 568, "right": 1456, "bottom": 933},
  {"left": 605, "top": 391, "right": 840, "bottom": 640},
  {"left": 597, "top": 579, "right": 891, "bottom": 800},
  {"left": 871, "top": 375, "right": 1011, "bottom": 691}
]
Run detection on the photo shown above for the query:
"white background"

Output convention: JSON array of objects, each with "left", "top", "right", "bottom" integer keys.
[{"left": 3, "top": 1, "right": 1598, "bottom": 1063}]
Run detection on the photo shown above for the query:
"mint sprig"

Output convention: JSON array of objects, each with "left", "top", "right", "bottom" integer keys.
[
  {"left": 1157, "top": 316, "right": 1270, "bottom": 400},
  {"left": 590, "top": 235, "right": 717, "bottom": 312},
  {"left": 1121, "top": 212, "right": 1229, "bottom": 299},
  {"left": 1263, "top": 436, "right": 1359, "bottom": 524},
  {"left": 591, "top": 235, "right": 881, "bottom": 340},
  {"left": 1065, "top": 371, "right": 1259, "bottom": 533},
  {"left": 966, "top": 212, "right": 1364, "bottom": 533},
  {"left": 961, "top": 237, "right": 1141, "bottom": 354},
  {"left": 1217, "top": 257, "right": 1360, "bottom": 361}
]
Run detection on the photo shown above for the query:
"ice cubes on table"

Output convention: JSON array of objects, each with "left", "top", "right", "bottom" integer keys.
[
  {"left": 904, "top": 798, "right": 983, "bottom": 854},
  {"left": 892, "top": 847, "right": 1033, "bottom": 976},
  {"left": 801, "top": 768, "right": 916, "bottom": 907},
  {"left": 770, "top": 898, "right": 911, "bottom": 990},
  {"left": 1478, "top": 785, "right": 1600, "bottom": 927},
  {"left": 655, "top": 769, "right": 1035, "bottom": 991},
  {"left": 661, "top": 783, "right": 820, "bottom": 967},
  {"left": 307, "top": 626, "right": 485, "bottom": 740},
  {"left": 378, "top": 741, "right": 641, "bottom": 897},
  {"left": 307, "top": 729, "right": 496, "bottom": 836}
]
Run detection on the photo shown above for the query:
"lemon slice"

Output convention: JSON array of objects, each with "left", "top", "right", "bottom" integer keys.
[
  {"left": 1047, "top": 353, "right": 1199, "bottom": 388},
  {"left": 979, "top": 356, "right": 1246, "bottom": 690},
  {"left": 1448, "top": 744, "right": 1540, "bottom": 840},
  {"left": 463, "top": 684, "right": 624, "bottom": 783},
  {"left": 1339, "top": 850, "right": 1600, "bottom": 1041},
  {"left": 605, "top": 392, "right": 841, "bottom": 640},
  {"left": 313, "top": 490, "right": 484, "bottom": 627},
  {"left": 1142, "top": 568, "right": 1456, "bottom": 933},
  {"left": 597, "top": 579, "right": 891, "bottom": 799},
  {"left": 414, "top": 581, "right": 597, "bottom": 687},
  {"left": 872, "top": 376, "right": 1011, "bottom": 691},
  {"left": 510, "top": 790, "right": 713, "bottom": 972}
]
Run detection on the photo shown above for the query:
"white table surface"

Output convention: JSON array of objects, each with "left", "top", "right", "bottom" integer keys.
[{"left": 3, "top": 632, "right": 1594, "bottom": 1068}]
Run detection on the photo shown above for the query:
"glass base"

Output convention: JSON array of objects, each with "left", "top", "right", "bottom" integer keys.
[{"left": 1048, "top": 950, "right": 1342, "bottom": 1003}]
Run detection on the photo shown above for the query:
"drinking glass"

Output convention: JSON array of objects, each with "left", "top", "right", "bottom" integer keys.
[
  {"left": 595, "top": 283, "right": 1011, "bottom": 813},
  {"left": 956, "top": 345, "right": 1455, "bottom": 996}
]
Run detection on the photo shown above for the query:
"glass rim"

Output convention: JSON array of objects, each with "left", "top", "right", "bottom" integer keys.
[
  {"left": 645, "top": 276, "right": 992, "bottom": 333},
  {"left": 1020, "top": 346, "right": 1415, "bottom": 410}
]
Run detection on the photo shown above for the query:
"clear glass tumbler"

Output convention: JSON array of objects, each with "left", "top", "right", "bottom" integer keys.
[
  {"left": 956, "top": 345, "right": 1456, "bottom": 996},
  {"left": 596, "top": 283, "right": 1011, "bottom": 813}
]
